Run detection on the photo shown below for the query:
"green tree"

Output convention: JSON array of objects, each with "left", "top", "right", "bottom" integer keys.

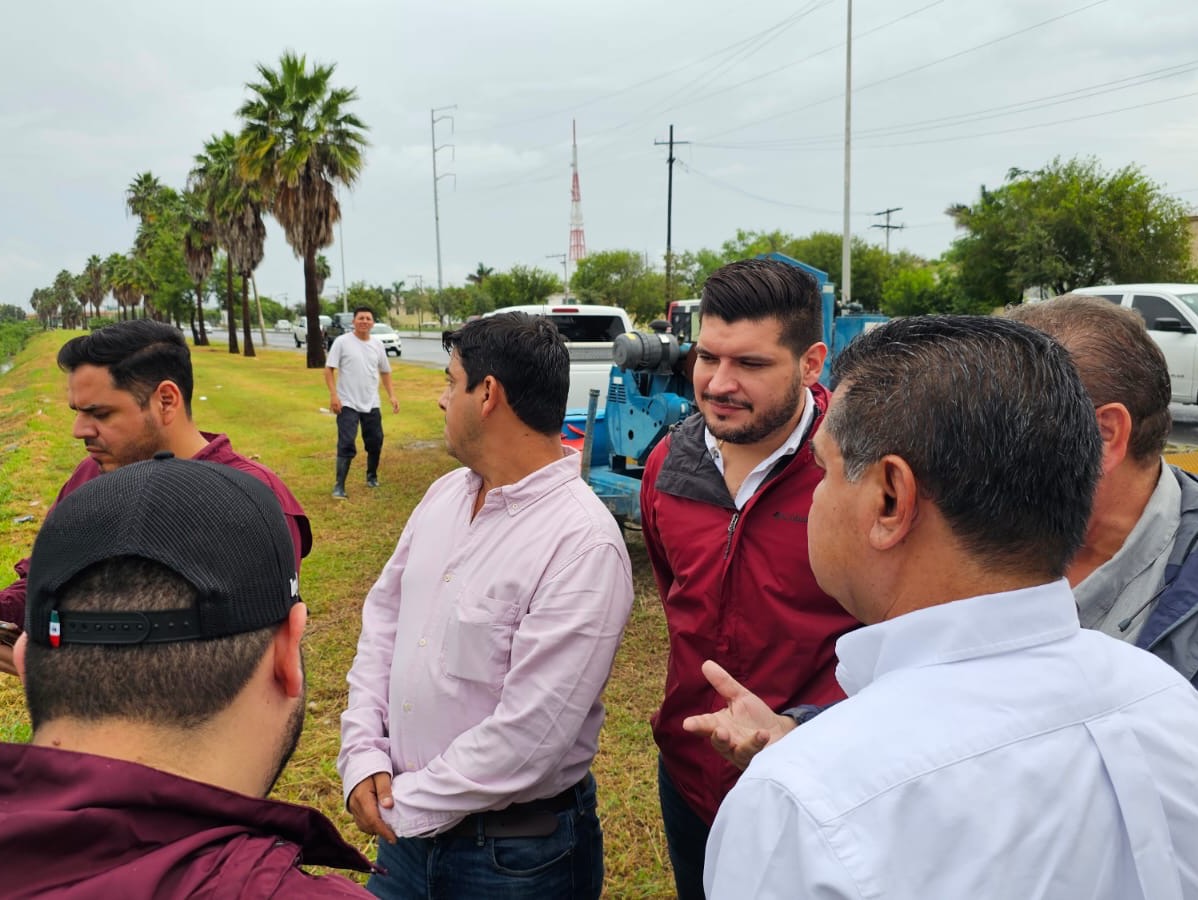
[
  {"left": 466, "top": 263, "right": 494, "bottom": 287},
  {"left": 77, "top": 255, "right": 107, "bottom": 323},
  {"left": 182, "top": 190, "right": 215, "bottom": 346},
  {"left": 947, "top": 156, "right": 1194, "bottom": 306},
  {"left": 0, "top": 304, "right": 26, "bottom": 323},
  {"left": 571, "top": 250, "right": 666, "bottom": 324},
  {"left": 191, "top": 133, "right": 246, "bottom": 354},
  {"left": 237, "top": 51, "right": 369, "bottom": 368},
  {"left": 315, "top": 253, "right": 332, "bottom": 297},
  {"left": 484, "top": 265, "right": 562, "bottom": 313}
]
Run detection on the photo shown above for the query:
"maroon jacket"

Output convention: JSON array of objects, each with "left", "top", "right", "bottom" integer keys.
[
  {"left": 0, "top": 432, "right": 312, "bottom": 626},
  {"left": 641, "top": 385, "right": 861, "bottom": 825},
  {"left": 0, "top": 742, "right": 372, "bottom": 898}
]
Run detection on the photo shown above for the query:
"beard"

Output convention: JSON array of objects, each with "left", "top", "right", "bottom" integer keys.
[
  {"left": 703, "top": 375, "right": 804, "bottom": 445},
  {"left": 264, "top": 658, "right": 307, "bottom": 796}
]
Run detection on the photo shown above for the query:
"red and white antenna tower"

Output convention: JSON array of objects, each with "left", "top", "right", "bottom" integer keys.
[{"left": 568, "top": 120, "right": 587, "bottom": 272}]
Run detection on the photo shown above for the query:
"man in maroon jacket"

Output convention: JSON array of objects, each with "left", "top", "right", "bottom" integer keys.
[
  {"left": 2, "top": 455, "right": 371, "bottom": 898},
  {"left": 640, "top": 257, "right": 862, "bottom": 899},
  {"left": 0, "top": 319, "right": 311, "bottom": 674}
]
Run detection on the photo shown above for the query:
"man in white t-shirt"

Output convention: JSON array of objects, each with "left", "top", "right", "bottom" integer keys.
[{"left": 324, "top": 306, "right": 399, "bottom": 499}]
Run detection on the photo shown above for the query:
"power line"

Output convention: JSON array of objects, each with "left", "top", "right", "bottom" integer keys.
[
  {"left": 693, "top": 58, "right": 1198, "bottom": 150},
  {"left": 699, "top": 0, "right": 1114, "bottom": 141}
]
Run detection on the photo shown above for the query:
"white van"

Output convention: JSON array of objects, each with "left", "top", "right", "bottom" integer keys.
[
  {"left": 486, "top": 303, "right": 633, "bottom": 411},
  {"left": 1073, "top": 284, "right": 1198, "bottom": 404}
]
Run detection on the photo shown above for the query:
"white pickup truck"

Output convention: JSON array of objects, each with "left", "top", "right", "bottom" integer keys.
[
  {"left": 486, "top": 303, "right": 632, "bottom": 411},
  {"left": 1073, "top": 284, "right": 1198, "bottom": 404},
  {"left": 292, "top": 315, "right": 331, "bottom": 348}
]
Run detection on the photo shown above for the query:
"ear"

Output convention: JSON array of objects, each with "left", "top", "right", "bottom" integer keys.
[
  {"left": 12, "top": 633, "right": 27, "bottom": 684},
  {"left": 152, "top": 380, "right": 187, "bottom": 426},
  {"left": 1094, "top": 402, "right": 1132, "bottom": 475},
  {"left": 271, "top": 603, "right": 307, "bottom": 699},
  {"left": 868, "top": 455, "right": 919, "bottom": 550},
  {"left": 478, "top": 374, "right": 505, "bottom": 419},
  {"left": 799, "top": 342, "right": 829, "bottom": 388}
]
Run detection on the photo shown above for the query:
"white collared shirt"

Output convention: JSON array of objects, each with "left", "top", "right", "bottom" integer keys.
[
  {"left": 706, "top": 580, "right": 1198, "bottom": 899},
  {"left": 704, "top": 387, "right": 815, "bottom": 509}
]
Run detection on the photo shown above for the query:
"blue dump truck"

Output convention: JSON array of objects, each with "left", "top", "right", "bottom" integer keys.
[{"left": 562, "top": 253, "right": 887, "bottom": 529}]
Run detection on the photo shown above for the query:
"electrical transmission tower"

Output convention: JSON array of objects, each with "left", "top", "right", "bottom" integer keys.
[
  {"left": 568, "top": 120, "right": 587, "bottom": 290},
  {"left": 871, "top": 206, "right": 905, "bottom": 256}
]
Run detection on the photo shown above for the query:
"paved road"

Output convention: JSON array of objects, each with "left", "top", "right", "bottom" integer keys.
[{"left": 205, "top": 328, "right": 448, "bottom": 369}]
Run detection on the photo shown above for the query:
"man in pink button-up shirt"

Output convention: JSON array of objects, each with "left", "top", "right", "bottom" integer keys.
[{"left": 338, "top": 312, "right": 634, "bottom": 899}]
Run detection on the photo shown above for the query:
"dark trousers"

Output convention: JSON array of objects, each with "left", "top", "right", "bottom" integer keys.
[
  {"left": 336, "top": 407, "right": 383, "bottom": 461},
  {"left": 367, "top": 774, "right": 604, "bottom": 900},
  {"left": 658, "top": 755, "right": 710, "bottom": 900}
]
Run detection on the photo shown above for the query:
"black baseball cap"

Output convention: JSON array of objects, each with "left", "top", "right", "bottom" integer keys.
[{"left": 25, "top": 454, "right": 300, "bottom": 647}]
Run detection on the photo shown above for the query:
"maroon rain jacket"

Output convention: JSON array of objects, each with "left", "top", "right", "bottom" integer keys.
[
  {"left": 0, "top": 742, "right": 372, "bottom": 898},
  {"left": 641, "top": 385, "right": 861, "bottom": 825}
]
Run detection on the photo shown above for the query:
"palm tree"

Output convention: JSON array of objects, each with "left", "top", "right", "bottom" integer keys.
[
  {"left": 237, "top": 51, "right": 368, "bottom": 368},
  {"left": 466, "top": 263, "right": 494, "bottom": 287},
  {"left": 126, "top": 172, "right": 164, "bottom": 221},
  {"left": 182, "top": 191, "right": 215, "bottom": 346},
  {"left": 78, "top": 255, "right": 106, "bottom": 324},
  {"left": 190, "top": 134, "right": 242, "bottom": 354},
  {"left": 315, "top": 253, "right": 332, "bottom": 298}
]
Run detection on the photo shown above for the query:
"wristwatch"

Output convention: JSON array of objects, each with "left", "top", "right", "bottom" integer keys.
[{"left": 780, "top": 704, "right": 824, "bottom": 727}]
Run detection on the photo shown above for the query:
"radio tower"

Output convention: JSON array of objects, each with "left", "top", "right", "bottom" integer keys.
[{"left": 568, "top": 120, "right": 586, "bottom": 289}]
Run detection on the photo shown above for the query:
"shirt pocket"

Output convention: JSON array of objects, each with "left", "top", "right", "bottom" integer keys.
[{"left": 441, "top": 591, "right": 519, "bottom": 688}]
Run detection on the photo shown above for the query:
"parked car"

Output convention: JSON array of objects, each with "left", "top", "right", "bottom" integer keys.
[
  {"left": 371, "top": 323, "right": 403, "bottom": 357},
  {"left": 293, "top": 315, "right": 332, "bottom": 347},
  {"left": 485, "top": 303, "right": 633, "bottom": 411},
  {"left": 1072, "top": 283, "right": 1198, "bottom": 404},
  {"left": 322, "top": 311, "right": 357, "bottom": 350},
  {"left": 274, "top": 319, "right": 292, "bottom": 333}
]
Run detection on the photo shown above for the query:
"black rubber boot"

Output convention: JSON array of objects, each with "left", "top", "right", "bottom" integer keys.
[
  {"left": 366, "top": 452, "right": 380, "bottom": 488},
  {"left": 332, "top": 457, "right": 351, "bottom": 500}
]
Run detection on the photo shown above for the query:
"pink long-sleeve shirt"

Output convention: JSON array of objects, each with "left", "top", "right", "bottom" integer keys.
[{"left": 337, "top": 449, "right": 633, "bottom": 837}]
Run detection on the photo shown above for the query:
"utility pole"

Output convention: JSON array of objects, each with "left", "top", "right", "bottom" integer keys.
[
  {"left": 870, "top": 207, "right": 905, "bottom": 256},
  {"left": 430, "top": 105, "right": 457, "bottom": 297},
  {"left": 654, "top": 124, "right": 690, "bottom": 313},
  {"left": 546, "top": 253, "right": 568, "bottom": 296},
  {"left": 568, "top": 121, "right": 587, "bottom": 280},
  {"left": 841, "top": 0, "right": 853, "bottom": 307}
]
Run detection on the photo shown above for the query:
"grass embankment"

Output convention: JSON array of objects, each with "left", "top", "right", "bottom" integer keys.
[{"left": 0, "top": 333, "right": 673, "bottom": 896}]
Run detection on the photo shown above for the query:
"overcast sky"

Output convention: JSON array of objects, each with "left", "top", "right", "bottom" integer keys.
[{"left": 3, "top": 0, "right": 1196, "bottom": 312}]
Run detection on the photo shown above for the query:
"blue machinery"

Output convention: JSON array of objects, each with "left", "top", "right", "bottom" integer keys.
[{"left": 565, "top": 253, "right": 887, "bottom": 527}]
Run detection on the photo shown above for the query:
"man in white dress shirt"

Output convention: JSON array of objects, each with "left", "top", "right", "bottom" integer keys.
[{"left": 704, "top": 315, "right": 1198, "bottom": 900}]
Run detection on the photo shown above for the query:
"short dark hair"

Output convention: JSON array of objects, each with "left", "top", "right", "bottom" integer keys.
[
  {"left": 699, "top": 258, "right": 823, "bottom": 357},
  {"left": 1006, "top": 295, "right": 1171, "bottom": 463},
  {"left": 828, "top": 315, "right": 1101, "bottom": 578},
  {"left": 442, "top": 313, "right": 569, "bottom": 435},
  {"left": 57, "top": 320, "right": 193, "bottom": 415},
  {"left": 23, "top": 557, "right": 272, "bottom": 731},
  {"left": 353, "top": 306, "right": 375, "bottom": 318}
]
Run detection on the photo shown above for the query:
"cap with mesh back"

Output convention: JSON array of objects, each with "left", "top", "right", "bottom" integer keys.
[{"left": 25, "top": 454, "right": 300, "bottom": 647}]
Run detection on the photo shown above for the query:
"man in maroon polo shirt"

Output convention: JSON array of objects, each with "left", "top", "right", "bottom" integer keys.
[{"left": 0, "top": 319, "right": 311, "bottom": 674}]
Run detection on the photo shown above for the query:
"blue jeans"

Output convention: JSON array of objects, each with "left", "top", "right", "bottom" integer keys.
[
  {"left": 658, "top": 756, "right": 710, "bottom": 900},
  {"left": 367, "top": 775, "right": 603, "bottom": 900}
]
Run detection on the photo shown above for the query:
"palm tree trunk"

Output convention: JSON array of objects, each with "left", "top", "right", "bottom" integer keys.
[
  {"left": 241, "top": 273, "right": 256, "bottom": 357},
  {"left": 225, "top": 262, "right": 239, "bottom": 354},
  {"left": 195, "top": 283, "right": 209, "bottom": 346},
  {"left": 251, "top": 274, "right": 267, "bottom": 346},
  {"left": 304, "top": 249, "right": 325, "bottom": 369}
]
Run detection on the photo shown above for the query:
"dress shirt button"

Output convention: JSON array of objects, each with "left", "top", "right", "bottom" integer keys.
[
  {"left": 443, "top": 573, "right": 452, "bottom": 582},
  {"left": 418, "top": 638, "right": 427, "bottom": 647},
  {"left": 510, "top": 503, "right": 521, "bottom": 512},
  {"left": 403, "top": 701, "right": 413, "bottom": 712}
]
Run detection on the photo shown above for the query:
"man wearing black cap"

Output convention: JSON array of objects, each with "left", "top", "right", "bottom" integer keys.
[
  {"left": 0, "top": 319, "right": 312, "bottom": 675},
  {"left": 0, "top": 456, "right": 371, "bottom": 898}
]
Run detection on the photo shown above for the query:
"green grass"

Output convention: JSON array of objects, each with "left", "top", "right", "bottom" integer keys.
[{"left": 0, "top": 332, "right": 673, "bottom": 896}]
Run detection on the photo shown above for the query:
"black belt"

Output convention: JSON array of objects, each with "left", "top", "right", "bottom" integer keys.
[{"left": 446, "top": 780, "right": 584, "bottom": 840}]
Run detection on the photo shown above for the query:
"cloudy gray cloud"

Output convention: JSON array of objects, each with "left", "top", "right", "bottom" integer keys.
[{"left": 3, "top": 0, "right": 1195, "bottom": 311}]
